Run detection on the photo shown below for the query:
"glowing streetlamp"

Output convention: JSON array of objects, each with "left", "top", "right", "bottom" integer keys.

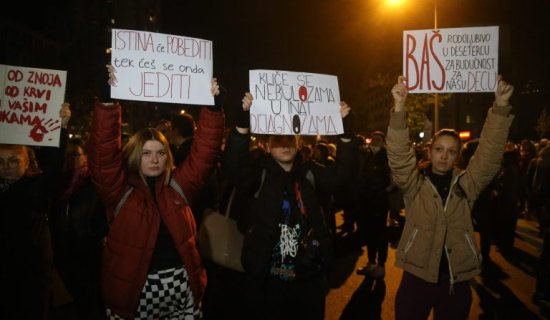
[
  {"left": 386, "top": 0, "right": 405, "bottom": 6},
  {"left": 385, "top": 0, "right": 440, "bottom": 132}
]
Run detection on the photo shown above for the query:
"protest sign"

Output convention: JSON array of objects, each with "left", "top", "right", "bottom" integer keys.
[
  {"left": 403, "top": 26, "right": 499, "bottom": 93},
  {"left": 0, "top": 65, "right": 67, "bottom": 147},
  {"left": 249, "top": 70, "right": 342, "bottom": 135},
  {"left": 110, "top": 29, "right": 213, "bottom": 105}
]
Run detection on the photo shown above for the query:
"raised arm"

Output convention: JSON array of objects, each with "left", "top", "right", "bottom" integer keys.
[
  {"left": 459, "top": 76, "right": 515, "bottom": 200},
  {"left": 172, "top": 78, "right": 225, "bottom": 201},
  {"left": 87, "top": 101, "right": 127, "bottom": 216},
  {"left": 386, "top": 76, "right": 422, "bottom": 196}
]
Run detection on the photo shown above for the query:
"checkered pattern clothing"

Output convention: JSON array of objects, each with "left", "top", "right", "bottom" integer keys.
[{"left": 106, "top": 266, "right": 201, "bottom": 319}]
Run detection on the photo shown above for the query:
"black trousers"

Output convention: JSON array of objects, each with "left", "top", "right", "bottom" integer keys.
[
  {"left": 395, "top": 271, "right": 472, "bottom": 320},
  {"left": 245, "top": 274, "right": 327, "bottom": 320}
]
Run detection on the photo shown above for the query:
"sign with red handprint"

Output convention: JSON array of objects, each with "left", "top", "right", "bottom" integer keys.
[{"left": 0, "top": 65, "right": 67, "bottom": 147}]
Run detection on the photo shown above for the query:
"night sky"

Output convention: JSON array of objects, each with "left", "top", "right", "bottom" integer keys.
[{"left": 2, "top": 0, "right": 549, "bottom": 134}]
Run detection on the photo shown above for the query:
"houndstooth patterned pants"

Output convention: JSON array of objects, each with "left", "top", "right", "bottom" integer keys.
[{"left": 106, "top": 266, "right": 201, "bottom": 319}]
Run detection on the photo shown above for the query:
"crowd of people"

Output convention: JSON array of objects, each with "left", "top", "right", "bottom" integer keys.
[{"left": 2, "top": 74, "right": 550, "bottom": 320}]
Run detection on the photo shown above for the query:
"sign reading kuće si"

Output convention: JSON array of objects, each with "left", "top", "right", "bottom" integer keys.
[
  {"left": 249, "top": 70, "right": 342, "bottom": 135},
  {"left": 110, "top": 29, "right": 214, "bottom": 105},
  {"left": 0, "top": 65, "right": 67, "bottom": 147},
  {"left": 403, "top": 26, "right": 499, "bottom": 93}
]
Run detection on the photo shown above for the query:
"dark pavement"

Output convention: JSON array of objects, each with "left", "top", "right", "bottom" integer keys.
[{"left": 326, "top": 214, "right": 548, "bottom": 319}]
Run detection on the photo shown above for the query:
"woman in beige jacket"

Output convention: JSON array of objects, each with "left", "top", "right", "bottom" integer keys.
[{"left": 388, "top": 75, "right": 514, "bottom": 320}]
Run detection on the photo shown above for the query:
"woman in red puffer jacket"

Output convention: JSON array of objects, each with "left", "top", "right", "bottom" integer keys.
[{"left": 88, "top": 79, "right": 224, "bottom": 319}]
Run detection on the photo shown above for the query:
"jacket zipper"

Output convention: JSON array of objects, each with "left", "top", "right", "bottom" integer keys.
[
  {"left": 403, "top": 228, "right": 418, "bottom": 253},
  {"left": 445, "top": 245, "right": 455, "bottom": 295},
  {"left": 465, "top": 232, "right": 481, "bottom": 264},
  {"left": 427, "top": 173, "right": 464, "bottom": 295}
]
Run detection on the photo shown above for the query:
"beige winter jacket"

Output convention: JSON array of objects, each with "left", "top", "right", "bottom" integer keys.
[{"left": 387, "top": 104, "right": 514, "bottom": 287}]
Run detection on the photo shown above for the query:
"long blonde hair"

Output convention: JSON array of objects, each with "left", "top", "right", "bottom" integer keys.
[{"left": 122, "top": 128, "right": 174, "bottom": 185}]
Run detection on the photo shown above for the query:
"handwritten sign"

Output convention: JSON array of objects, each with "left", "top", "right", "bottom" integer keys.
[
  {"left": 403, "top": 26, "right": 499, "bottom": 93},
  {"left": 0, "top": 65, "right": 66, "bottom": 147},
  {"left": 110, "top": 29, "right": 213, "bottom": 105},
  {"left": 249, "top": 70, "right": 342, "bottom": 135}
]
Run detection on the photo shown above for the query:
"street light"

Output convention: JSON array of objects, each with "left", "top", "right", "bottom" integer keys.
[
  {"left": 385, "top": 0, "right": 440, "bottom": 132},
  {"left": 432, "top": 0, "right": 439, "bottom": 132}
]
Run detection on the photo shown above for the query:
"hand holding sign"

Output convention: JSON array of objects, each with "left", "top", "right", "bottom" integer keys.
[
  {"left": 211, "top": 78, "right": 220, "bottom": 96},
  {"left": 392, "top": 76, "right": 408, "bottom": 112},
  {"left": 60, "top": 102, "right": 71, "bottom": 128},
  {"left": 242, "top": 92, "right": 253, "bottom": 112},
  {"left": 339, "top": 101, "right": 350, "bottom": 119},
  {"left": 106, "top": 64, "right": 118, "bottom": 87},
  {"left": 494, "top": 75, "right": 514, "bottom": 107},
  {"left": 340, "top": 101, "right": 354, "bottom": 139},
  {"left": 235, "top": 92, "right": 253, "bottom": 134}
]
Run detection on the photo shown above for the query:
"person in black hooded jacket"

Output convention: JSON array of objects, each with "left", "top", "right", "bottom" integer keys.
[
  {"left": 222, "top": 92, "right": 358, "bottom": 320},
  {"left": 0, "top": 103, "right": 71, "bottom": 319}
]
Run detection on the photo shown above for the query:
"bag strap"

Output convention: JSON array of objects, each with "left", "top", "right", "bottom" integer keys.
[
  {"left": 113, "top": 178, "right": 187, "bottom": 218},
  {"left": 114, "top": 186, "right": 134, "bottom": 218},
  {"left": 224, "top": 188, "right": 237, "bottom": 218},
  {"left": 254, "top": 168, "right": 267, "bottom": 199},
  {"left": 169, "top": 178, "right": 188, "bottom": 204}
]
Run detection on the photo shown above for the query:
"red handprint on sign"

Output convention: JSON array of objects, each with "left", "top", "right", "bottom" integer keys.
[{"left": 29, "top": 118, "right": 61, "bottom": 142}]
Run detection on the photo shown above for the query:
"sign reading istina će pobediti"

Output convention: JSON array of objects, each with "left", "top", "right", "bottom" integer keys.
[{"left": 110, "top": 29, "right": 214, "bottom": 106}]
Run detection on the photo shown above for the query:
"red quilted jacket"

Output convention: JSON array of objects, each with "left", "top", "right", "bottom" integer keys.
[{"left": 88, "top": 101, "right": 224, "bottom": 318}]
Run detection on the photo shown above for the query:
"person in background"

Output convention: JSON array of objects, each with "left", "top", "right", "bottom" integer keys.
[
  {"left": 532, "top": 145, "right": 550, "bottom": 305},
  {"left": 170, "top": 112, "right": 196, "bottom": 166},
  {"left": 356, "top": 130, "right": 391, "bottom": 279},
  {"left": 388, "top": 75, "right": 514, "bottom": 320},
  {"left": 153, "top": 119, "right": 172, "bottom": 142},
  {"left": 50, "top": 138, "right": 107, "bottom": 319},
  {"left": 0, "top": 103, "right": 71, "bottom": 319},
  {"left": 313, "top": 142, "right": 334, "bottom": 166},
  {"left": 89, "top": 75, "right": 224, "bottom": 319},
  {"left": 492, "top": 140, "right": 521, "bottom": 258},
  {"left": 457, "top": 139, "right": 498, "bottom": 272}
]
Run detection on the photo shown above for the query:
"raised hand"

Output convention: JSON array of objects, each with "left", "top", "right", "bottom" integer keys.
[
  {"left": 106, "top": 64, "right": 118, "bottom": 87},
  {"left": 392, "top": 76, "right": 408, "bottom": 112},
  {"left": 60, "top": 102, "right": 71, "bottom": 128},
  {"left": 241, "top": 92, "right": 253, "bottom": 112},
  {"left": 211, "top": 78, "right": 220, "bottom": 96},
  {"left": 494, "top": 75, "right": 514, "bottom": 107},
  {"left": 339, "top": 101, "right": 351, "bottom": 119}
]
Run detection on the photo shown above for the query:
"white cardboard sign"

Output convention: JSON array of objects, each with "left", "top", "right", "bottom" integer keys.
[
  {"left": 110, "top": 29, "right": 214, "bottom": 105},
  {"left": 249, "top": 70, "right": 342, "bottom": 135},
  {"left": 403, "top": 26, "right": 499, "bottom": 93},
  {"left": 0, "top": 65, "right": 67, "bottom": 147}
]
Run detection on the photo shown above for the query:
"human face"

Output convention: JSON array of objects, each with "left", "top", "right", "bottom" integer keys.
[
  {"left": 267, "top": 136, "right": 298, "bottom": 171},
  {"left": 140, "top": 140, "right": 168, "bottom": 177},
  {"left": 0, "top": 148, "right": 29, "bottom": 182},
  {"left": 371, "top": 135, "right": 384, "bottom": 148},
  {"left": 67, "top": 146, "right": 86, "bottom": 171},
  {"left": 428, "top": 135, "right": 460, "bottom": 175}
]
